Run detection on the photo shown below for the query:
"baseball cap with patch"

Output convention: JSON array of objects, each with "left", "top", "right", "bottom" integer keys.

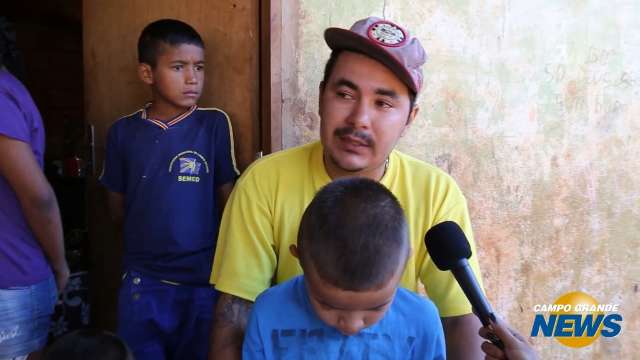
[{"left": 324, "top": 17, "right": 427, "bottom": 94}]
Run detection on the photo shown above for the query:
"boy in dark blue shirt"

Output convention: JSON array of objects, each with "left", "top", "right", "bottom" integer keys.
[
  {"left": 243, "top": 178, "right": 445, "bottom": 359},
  {"left": 100, "top": 19, "right": 238, "bottom": 360}
]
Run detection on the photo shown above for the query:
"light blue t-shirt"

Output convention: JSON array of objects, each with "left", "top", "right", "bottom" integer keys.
[{"left": 243, "top": 275, "right": 446, "bottom": 360}]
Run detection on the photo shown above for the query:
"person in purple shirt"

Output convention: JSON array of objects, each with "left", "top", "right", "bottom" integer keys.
[{"left": 0, "top": 18, "right": 69, "bottom": 359}]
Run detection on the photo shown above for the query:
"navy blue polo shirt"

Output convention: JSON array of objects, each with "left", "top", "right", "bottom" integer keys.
[{"left": 100, "top": 105, "right": 239, "bottom": 285}]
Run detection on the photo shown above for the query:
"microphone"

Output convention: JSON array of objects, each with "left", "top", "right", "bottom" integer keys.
[{"left": 425, "top": 221, "right": 504, "bottom": 348}]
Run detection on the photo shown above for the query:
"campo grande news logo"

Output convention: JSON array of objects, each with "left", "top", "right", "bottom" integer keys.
[{"left": 530, "top": 291, "right": 622, "bottom": 348}]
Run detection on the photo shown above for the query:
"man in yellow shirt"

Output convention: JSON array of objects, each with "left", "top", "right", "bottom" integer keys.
[{"left": 209, "top": 17, "right": 485, "bottom": 359}]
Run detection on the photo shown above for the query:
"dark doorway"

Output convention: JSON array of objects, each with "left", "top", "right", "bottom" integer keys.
[{"left": 4, "top": 0, "right": 90, "bottom": 340}]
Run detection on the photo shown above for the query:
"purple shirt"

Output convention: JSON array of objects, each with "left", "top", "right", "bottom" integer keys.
[{"left": 0, "top": 68, "right": 52, "bottom": 287}]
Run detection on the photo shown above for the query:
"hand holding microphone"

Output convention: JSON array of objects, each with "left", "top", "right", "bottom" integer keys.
[{"left": 479, "top": 317, "right": 539, "bottom": 360}]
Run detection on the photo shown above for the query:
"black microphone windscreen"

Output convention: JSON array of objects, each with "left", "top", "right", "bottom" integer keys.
[{"left": 425, "top": 221, "right": 472, "bottom": 271}]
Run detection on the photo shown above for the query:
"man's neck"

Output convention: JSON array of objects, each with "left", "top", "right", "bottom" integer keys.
[{"left": 323, "top": 152, "right": 388, "bottom": 181}]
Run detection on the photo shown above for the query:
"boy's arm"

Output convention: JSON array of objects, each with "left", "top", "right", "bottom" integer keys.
[
  {"left": 0, "top": 134, "right": 69, "bottom": 293},
  {"left": 216, "top": 181, "right": 234, "bottom": 217},
  {"left": 441, "top": 315, "right": 484, "bottom": 360},
  {"left": 106, "top": 191, "right": 124, "bottom": 229},
  {"left": 209, "top": 293, "right": 254, "bottom": 360},
  {"left": 213, "top": 110, "right": 239, "bottom": 194},
  {"left": 100, "top": 121, "right": 126, "bottom": 232},
  {"left": 212, "top": 111, "right": 238, "bottom": 220}
]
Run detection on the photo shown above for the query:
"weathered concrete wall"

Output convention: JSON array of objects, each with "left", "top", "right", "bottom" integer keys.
[{"left": 277, "top": 0, "right": 639, "bottom": 358}]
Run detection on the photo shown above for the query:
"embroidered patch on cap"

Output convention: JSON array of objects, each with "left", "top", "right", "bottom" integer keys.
[{"left": 367, "top": 21, "right": 407, "bottom": 47}]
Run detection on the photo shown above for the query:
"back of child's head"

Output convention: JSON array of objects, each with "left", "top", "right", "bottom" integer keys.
[
  {"left": 297, "top": 177, "right": 409, "bottom": 292},
  {"left": 44, "top": 329, "right": 134, "bottom": 360},
  {"left": 138, "top": 18, "right": 204, "bottom": 67}
]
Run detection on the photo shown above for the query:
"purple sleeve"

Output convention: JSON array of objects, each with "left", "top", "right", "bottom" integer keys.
[
  {"left": 0, "top": 91, "right": 30, "bottom": 142},
  {"left": 99, "top": 123, "right": 125, "bottom": 193},
  {"left": 214, "top": 113, "right": 239, "bottom": 187}
]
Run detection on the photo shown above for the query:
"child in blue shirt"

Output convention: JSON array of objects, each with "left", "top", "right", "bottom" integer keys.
[
  {"left": 100, "top": 19, "right": 238, "bottom": 360},
  {"left": 243, "top": 177, "right": 445, "bottom": 359}
]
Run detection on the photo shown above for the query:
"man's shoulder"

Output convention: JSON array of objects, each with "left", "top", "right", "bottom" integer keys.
[
  {"left": 393, "top": 150, "right": 452, "bottom": 180},
  {"left": 392, "top": 149, "right": 463, "bottom": 197},
  {"left": 241, "top": 142, "right": 317, "bottom": 179},
  {"left": 257, "top": 142, "right": 317, "bottom": 165}
]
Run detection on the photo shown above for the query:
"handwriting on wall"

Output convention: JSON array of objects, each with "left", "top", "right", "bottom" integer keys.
[{"left": 542, "top": 46, "right": 636, "bottom": 119}]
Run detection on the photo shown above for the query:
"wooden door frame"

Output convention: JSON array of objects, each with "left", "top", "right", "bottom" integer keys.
[{"left": 260, "top": 0, "right": 285, "bottom": 154}]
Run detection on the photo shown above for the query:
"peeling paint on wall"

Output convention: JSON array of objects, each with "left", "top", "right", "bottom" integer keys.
[{"left": 279, "top": 1, "right": 640, "bottom": 358}]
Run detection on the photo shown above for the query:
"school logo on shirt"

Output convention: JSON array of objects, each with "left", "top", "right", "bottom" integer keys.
[
  {"left": 179, "top": 157, "right": 201, "bottom": 175},
  {"left": 168, "top": 150, "right": 209, "bottom": 183}
]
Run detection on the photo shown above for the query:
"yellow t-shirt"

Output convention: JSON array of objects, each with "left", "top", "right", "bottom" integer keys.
[{"left": 211, "top": 141, "right": 483, "bottom": 317}]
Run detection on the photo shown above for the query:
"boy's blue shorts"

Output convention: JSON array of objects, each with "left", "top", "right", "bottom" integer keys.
[
  {"left": 0, "top": 275, "right": 57, "bottom": 359},
  {"left": 117, "top": 270, "right": 219, "bottom": 360}
]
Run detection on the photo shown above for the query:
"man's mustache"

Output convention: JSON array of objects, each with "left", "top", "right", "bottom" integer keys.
[{"left": 334, "top": 127, "right": 373, "bottom": 146}]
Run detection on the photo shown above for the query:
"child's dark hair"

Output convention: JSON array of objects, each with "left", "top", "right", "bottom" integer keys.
[
  {"left": 297, "top": 177, "right": 409, "bottom": 291},
  {"left": 137, "top": 18, "right": 204, "bottom": 67},
  {"left": 44, "top": 329, "right": 134, "bottom": 360}
]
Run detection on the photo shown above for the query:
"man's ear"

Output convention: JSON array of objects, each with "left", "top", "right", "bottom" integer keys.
[
  {"left": 401, "top": 105, "right": 419, "bottom": 137},
  {"left": 138, "top": 63, "right": 154, "bottom": 85},
  {"left": 289, "top": 244, "right": 300, "bottom": 259}
]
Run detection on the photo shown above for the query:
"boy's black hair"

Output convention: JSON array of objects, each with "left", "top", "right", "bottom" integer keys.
[
  {"left": 44, "top": 329, "right": 133, "bottom": 360},
  {"left": 297, "top": 177, "right": 409, "bottom": 291},
  {"left": 321, "top": 49, "right": 417, "bottom": 110},
  {"left": 138, "top": 18, "right": 204, "bottom": 67}
]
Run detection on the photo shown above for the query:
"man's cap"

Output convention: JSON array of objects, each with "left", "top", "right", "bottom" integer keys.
[{"left": 324, "top": 17, "right": 427, "bottom": 94}]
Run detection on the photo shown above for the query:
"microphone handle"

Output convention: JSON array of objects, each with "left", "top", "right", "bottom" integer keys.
[
  {"left": 451, "top": 259, "right": 493, "bottom": 326},
  {"left": 451, "top": 259, "right": 504, "bottom": 349}
]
